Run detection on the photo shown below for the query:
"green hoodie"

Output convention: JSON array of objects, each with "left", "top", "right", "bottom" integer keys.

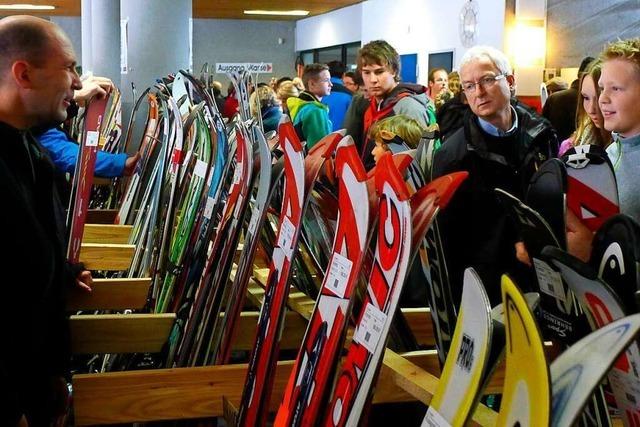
[{"left": 287, "top": 91, "right": 332, "bottom": 149}]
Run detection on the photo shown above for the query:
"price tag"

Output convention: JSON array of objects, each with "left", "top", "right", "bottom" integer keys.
[
  {"left": 353, "top": 302, "right": 387, "bottom": 354},
  {"left": 533, "top": 258, "right": 567, "bottom": 303},
  {"left": 86, "top": 131, "right": 99, "bottom": 147},
  {"left": 248, "top": 212, "right": 260, "bottom": 236},
  {"left": 277, "top": 216, "right": 296, "bottom": 258},
  {"left": 203, "top": 196, "right": 215, "bottom": 219},
  {"left": 325, "top": 252, "right": 353, "bottom": 298},
  {"left": 233, "top": 163, "right": 243, "bottom": 185},
  {"left": 423, "top": 407, "right": 452, "bottom": 427},
  {"left": 194, "top": 159, "right": 208, "bottom": 178}
]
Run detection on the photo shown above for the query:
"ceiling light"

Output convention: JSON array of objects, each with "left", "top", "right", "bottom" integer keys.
[
  {"left": 244, "top": 9, "right": 309, "bottom": 16},
  {"left": 0, "top": 3, "right": 56, "bottom": 10}
]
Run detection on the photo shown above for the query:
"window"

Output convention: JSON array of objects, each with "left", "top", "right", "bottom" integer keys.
[{"left": 299, "top": 42, "right": 361, "bottom": 70}]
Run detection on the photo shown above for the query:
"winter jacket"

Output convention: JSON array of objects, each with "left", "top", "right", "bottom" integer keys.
[
  {"left": 321, "top": 77, "right": 352, "bottom": 131},
  {"left": 261, "top": 105, "right": 283, "bottom": 134},
  {"left": 431, "top": 100, "right": 558, "bottom": 305},
  {"left": 0, "top": 121, "right": 76, "bottom": 424},
  {"left": 344, "top": 83, "right": 434, "bottom": 168},
  {"left": 287, "top": 91, "right": 332, "bottom": 149},
  {"left": 38, "top": 127, "right": 127, "bottom": 177}
]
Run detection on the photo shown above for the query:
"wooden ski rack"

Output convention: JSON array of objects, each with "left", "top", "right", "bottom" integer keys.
[{"left": 68, "top": 221, "right": 502, "bottom": 426}]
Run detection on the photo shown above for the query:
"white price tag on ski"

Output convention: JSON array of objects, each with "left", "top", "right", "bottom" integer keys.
[
  {"left": 423, "top": 407, "right": 452, "bottom": 427},
  {"left": 353, "top": 302, "right": 387, "bottom": 354},
  {"left": 203, "top": 196, "right": 215, "bottom": 220},
  {"left": 325, "top": 252, "right": 353, "bottom": 298},
  {"left": 194, "top": 159, "right": 208, "bottom": 178},
  {"left": 248, "top": 212, "right": 260, "bottom": 236},
  {"left": 609, "top": 367, "right": 640, "bottom": 410},
  {"left": 232, "top": 163, "right": 243, "bottom": 185},
  {"left": 533, "top": 258, "right": 567, "bottom": 303},
  {"left": 277, "top": 216, "right": 296, "bottom": 259},
  {"left": 85, "top": 131, "right": 99, "bottom": 147}
]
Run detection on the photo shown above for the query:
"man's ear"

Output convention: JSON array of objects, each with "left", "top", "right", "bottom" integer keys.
[
  {"left": 11, "top": 61, "right": 33, "bottom": 89},
  {"left": 506, "top": 74, "right": 516, "bottom": 89}
]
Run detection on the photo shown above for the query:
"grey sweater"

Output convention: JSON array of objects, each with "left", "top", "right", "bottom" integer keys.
[{"left": 607, "top": 133, "right": 640, "bottom": 223}]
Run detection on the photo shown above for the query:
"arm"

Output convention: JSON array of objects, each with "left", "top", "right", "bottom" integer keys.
[{"left": 302, "top": 107, "right": 332, "bottom": 148}]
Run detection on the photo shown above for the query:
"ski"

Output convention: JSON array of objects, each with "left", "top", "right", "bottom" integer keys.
[
  {"left": 496, "top": 274, "right": 551, "bottom": 425},
  {"left": 275, "top": 135, "right": 369, "bottom": 427},
  {"left": 323, "top": 152, "right": 412, "bottom": 427},
  {"left": 67, "top": 95, "right": 110, "bottom": 262},
  {"left": 550, "top": 313, "right": 640, "bottom": 426}
]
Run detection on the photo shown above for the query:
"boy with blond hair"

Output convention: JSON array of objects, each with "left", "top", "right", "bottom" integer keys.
[{"left": 599, "top": 38, "right": 640, "bottom": 222}]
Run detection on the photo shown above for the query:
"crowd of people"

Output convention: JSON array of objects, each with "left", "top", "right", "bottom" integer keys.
[{"left": 2, "top": 11, "right": 640, "bottom": 425}]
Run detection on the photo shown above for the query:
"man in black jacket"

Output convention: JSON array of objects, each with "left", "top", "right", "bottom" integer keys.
[
  {"left": 431, "top": 45, "right": 558, "bottom": 305},
  {"left": 0, "top": 15, "right": 93, "bottom": 426}
]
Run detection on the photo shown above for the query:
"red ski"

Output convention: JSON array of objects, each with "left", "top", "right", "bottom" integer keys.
[
  {"left": 275, "top": 136, "right": 369, "bottom": 427},
  {"left": 67, "top": 95, "right": 109, "bottom": 262}
]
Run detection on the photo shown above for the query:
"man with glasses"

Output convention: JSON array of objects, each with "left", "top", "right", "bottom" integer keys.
[
  {"left": 287, "top": 63, "right": 333, "bottom": 149},
  {"left": 430, "top": 45, "right": 558, "bottom": 305}
]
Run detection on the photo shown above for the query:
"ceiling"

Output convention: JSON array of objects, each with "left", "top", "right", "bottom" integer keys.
[{"left": 0, "top": 0, "right": 362, "bottom": 20}]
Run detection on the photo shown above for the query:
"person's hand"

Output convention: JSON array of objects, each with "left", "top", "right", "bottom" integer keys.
[
  {"left": 51, "top": 376, "right": 71, "bottom": 426},
  {"left": 74, "top": 76, "right": 114, "bottom": 106},
  {"left": 75, "top": 270, "right": 93, "bottom": 292},
  {"left": 566, "top": 209, "right": 594, "bottom": 262},
  {"left": 123, "top": 152, "right": 141, "bottom": 176},
  {"left": 515, "top": 241, "right": 532, "bottom": 267}
]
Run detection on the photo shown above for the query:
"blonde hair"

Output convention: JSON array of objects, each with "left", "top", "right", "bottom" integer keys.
[
  {"left": 572, "top": 59, "right": 612, "bottom": 149},
  {"left": 600, "top": 38, "right": 640, "bottom": 70},
  {"left": 369, "top": 115, "right": 425, "bottom": 149},
  {"left": 249, "top": 85, "right": 278, "bottom": 118},
  {"left": 277, "top": 81, "right": 299, "bottom": 107}
]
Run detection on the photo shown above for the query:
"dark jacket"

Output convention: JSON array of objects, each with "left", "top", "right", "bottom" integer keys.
[
  {"left": 344, "top": 83, "right": 433, "bottom": 168},
  {"left": 542, "top": 79, "right": 579, "bottom": 142},
  {"left": 432, "top": 101, "right": 558, "bottom": 305},
  {"left": 437, "top": 92, "right": 470, "bottom": 141},
  {"left": 261, "top": 105, "right": 283, "bottom": 134},
  {"left": 0, "top": 122, "right": 74, "bottom": 424}
]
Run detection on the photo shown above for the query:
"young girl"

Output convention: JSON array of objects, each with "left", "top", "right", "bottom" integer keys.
[{"left": 558, "top": 59, "right": 613, "bottom": 156}]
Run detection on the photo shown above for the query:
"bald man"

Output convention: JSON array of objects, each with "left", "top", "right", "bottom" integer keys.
[{"left": 0, "top": 15, "right": 92, "bottom": 425}]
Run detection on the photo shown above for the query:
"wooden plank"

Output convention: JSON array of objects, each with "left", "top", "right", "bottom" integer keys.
[
  {"left": 82, "top": 224, "right": 133, "bottom": 244},
  {"left": 86, "top": 209, "right": 118, "bottom": 224},
  {"left": 72, "top": 351, "right": 449, "bottom": 425},
  {"left": 66, "top": 278, "right": 151, "bottom": 311},
  {"left": 382, "top": 349, "right": 497, "bottom": 426},
  {"left": 79, "top": 243, "right": 135, "bottom": 271},
  {"left": 402, "top": 307, "right": 435, "bottom": 347},
  {"left": 70, "top": 313, "right": 175, "bottom": 354},
  {"left": 229, "top": 311, "right": 307, "bottom": 351}
]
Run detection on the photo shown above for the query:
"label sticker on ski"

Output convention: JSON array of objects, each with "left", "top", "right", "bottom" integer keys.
[
  {"left": 325, "top": 252, "right": 353, "bottom": 298},
  {"left": 194, "top": 159, "right": 208, "bottom": 178},
  {"left": 277, "top": 216, "right": 296, "bottom": 258},
  {"left": 86, "top": 130, "right": 99, "bottom": 147},
  {"left": 203, "top": 196, "right": 215, "bottom": 220},
  {"left": 247, "top": 212, "right": 260, "bottom": 237},
  {"left": 353, "top": 302, "right": 387, "bottom": 354},
  {"left": 533, "top": 258, "right": 567, "bottom": 303},
  {"left": 233, "top": 163, "right": 243, "bottom": 185},
  {"left": 609, "top": 369, "right": 640, "bottom": 410},
  {"left": 423, "top": 407, "right": 452, "bottom": 427}
]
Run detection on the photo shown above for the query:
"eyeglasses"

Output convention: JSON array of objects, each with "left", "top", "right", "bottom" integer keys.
[{"left": 462, "top": 74, "right": 507, "bottom": 94}]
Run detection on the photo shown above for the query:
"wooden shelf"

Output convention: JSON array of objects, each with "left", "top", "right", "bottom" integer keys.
[
  {"left": 67, "top": 278, "right": 151, "bottom": 311},
  {"left": 82, "top": 224, "right": 133, "bottom": 244},
  {"left": 70, "top": 313, "right": 175, "bottom": 354},
  {"left": 79, "top": 243, "right": 135, "bottom": 271}
]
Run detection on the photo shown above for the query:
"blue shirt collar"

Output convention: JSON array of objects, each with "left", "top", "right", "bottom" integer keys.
[{"left": 477, "top": 105, "right": 518, "bottom": 137}]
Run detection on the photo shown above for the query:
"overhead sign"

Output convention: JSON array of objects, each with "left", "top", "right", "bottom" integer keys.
[{"left": 215, "top": 63, "right": 273, "bottom": 74}]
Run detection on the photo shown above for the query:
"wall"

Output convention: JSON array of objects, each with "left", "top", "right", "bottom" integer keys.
[
  {"left": 295, "top": 0, "right": 506, "bottom": 85},
  {"left": 546, "top": 0, "right": 640, "bottom": 69},
  {"left": 295, "top": 3, "right": 363, "bottom": 51},
  {"left": 49, "top": 16, "right": 83, "bottom": 63},
  {"left": 193, "top": 18, "right": 296, "bottom": 88}
]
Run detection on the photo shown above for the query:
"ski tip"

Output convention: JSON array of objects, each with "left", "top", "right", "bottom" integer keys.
[
  {"left": 279, "top": 114, "right": 292, "bottom": 125},
  {"left": 278, "top": 117, "right": 303, "bottom": 152},
  {"left": 375, "top": 152, "right": 410, "bottom": 201},
  {"left": 308, "top": 132, "right": 342, "bottom": 158},
  {"left": 336, "top": 135, "right": 367, "bottom": 181},
  {"left": 427, "top": 171, "right": 468, "bottom": 209}
]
